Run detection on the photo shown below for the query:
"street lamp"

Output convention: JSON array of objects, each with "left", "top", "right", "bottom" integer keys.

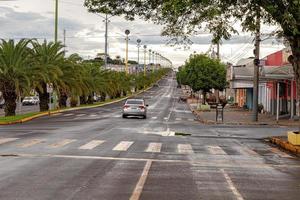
[
  {"left": 143, "top": 45, "right": 147, "bottom": 76},
  {"left": 125, "top": 29, "right": 130, "bottom": 74},
  {"left": 137, "top": 39, "right": 141, "bottom": 65},
  {"left": 152, "top": 51, "right": 155, "bottom": 72}
]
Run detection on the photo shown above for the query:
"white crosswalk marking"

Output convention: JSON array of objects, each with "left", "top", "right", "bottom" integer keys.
[
  {"left": 145, "top": 143, "right": 162, "bottom": 153},
  {"left": 79, "top": 140, "right": 105, "bottom": 150},
  {"left": 113, "top": 141, "right": 134, "bottom": 151},
  {"left": 48, "top": 139, "right": 76, "bottom": 148},
  {"left": 151, "top": 117, "right": 158, "bottom": 119},
  {"left": 89, "top": 114, "right": 98, "bottom": 117},
  {"left": 206, "top": 145, "right": 227, "bottom": 155},
  {"left": 233, "top": 146, "right": 259, "bottom": 156},
  {"left": 178, "top": 144, "right": 194, "bottom": 154},
  {"left": 0, "top": 138, "right": 18, "bottom": 145},
  {"left": 76, "top": 114, "right": 86, "bottom": 117},
  {"left": 17, "top": 139, "right": 44, "bottom": 148},
  {"left": 164, "top": 117, "right": 168, "bottom": 120},
  {"left": 176, "top": 118, "right": 182, "bottom": 121},
  {"left": 64, "top": 113, "right": 74, "bottom": 117}
]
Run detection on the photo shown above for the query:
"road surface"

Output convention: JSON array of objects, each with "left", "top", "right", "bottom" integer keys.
[{"left": 0, "top": 73, "right": 299, "bottom": 200}]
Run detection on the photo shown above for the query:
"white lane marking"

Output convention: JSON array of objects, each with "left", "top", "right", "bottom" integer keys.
[
  {"left": 63, "top": 113, "right": 74, "bottom": 117},
  {"left": 178, "top": 144, "right": 194, "bottom": 154},
  {"left": 0, "top": 138, "right": 18, "bottom": 145},
  {"left": 113, "top": 141, "right": 134, "bottom": 151},
  {"left": 188, "top": 119, "right": 194, "bottom": 121},
  {"left": 76, "top": 114, "right": 86, "bottom": 117},
  {"left": 151, "top": 116, "right": 158, "bottom": 119},
  {"left": 89, "top": 114, "right": 98, "bottom": 117},
  {"left": 48, "top": 139, "right": 76, "bottom": 148},
  {"left": 129, "top": 160, "right": 152, "bottom": 200},
  {"left": 221, "top": 169, "right": 244, "bottom": 200},
  {"left": 176, "top": 118, "right": 182, "bottom": 121},
  {"left": 79, "top": 140, "right": 105, "bottom": 150},
  {"left": 164, "top": 117, "right": 168, "bottom": 120},
  {"left": 17, "top": 139, "right": 44, "bottom": 148},
  {"left": 207, "top": 146, "right": 227, "bottom": 155},
  {"left": 145, "top": 143, "right": 162, "bottom": 153}
]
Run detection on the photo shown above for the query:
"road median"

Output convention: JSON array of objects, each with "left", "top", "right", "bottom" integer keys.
[{"left": 0, "top": 86, "right": 152, "bottom": 125}]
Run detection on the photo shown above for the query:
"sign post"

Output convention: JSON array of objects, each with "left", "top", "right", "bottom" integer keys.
[{"left": 47, "top": 84, "right": 53, "bottom": 114}]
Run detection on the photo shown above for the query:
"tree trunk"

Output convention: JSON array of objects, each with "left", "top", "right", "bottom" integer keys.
[
  {"left": 203, "top": 91, "right": 207, "bottom": 104},
  {"left": 80, "top": 96, "right": 87, "bottom": 105},
  {"left": 37, "top": 83, "right": 49, "bottom": 112},
  {"left": 87, "top": 95, "right": 93, "bottom": 104},
  {"left": 289, "top": 37, "right": 300, "bottom": 121},
  {"left": 2, "top": 83, "right": 17, "bottom": 116},
  {"left": 58, "top": 90, "right": 68, "bottom": 108}
]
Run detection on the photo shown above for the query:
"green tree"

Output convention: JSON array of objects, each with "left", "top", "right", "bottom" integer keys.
[
  {"left": 181, "top": 54, "right": 226, "bottom": 103},
  {"left": 0, "top": 39, "right": 32, "bottom": 116},
  {"left": 84, "top": 0, "right": 300, "bottom": 110},
  {"left": 31, "top": 41, "right": 64, "bottom": 111}
]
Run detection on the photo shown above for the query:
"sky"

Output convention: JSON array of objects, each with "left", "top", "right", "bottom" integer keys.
[{"left": 0, "top": 0, "right": 286, "bottom": 67}]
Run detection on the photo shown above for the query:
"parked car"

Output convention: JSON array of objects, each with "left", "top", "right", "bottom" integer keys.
[
  {"left": 122, "top": 99, "right": 148, "bottom": 119},
  {"left": 22, "top": 96, "right": 39, "bottom": 106},
  {"left": 0, "top": 98, "right": 4, "bottom": 109}
]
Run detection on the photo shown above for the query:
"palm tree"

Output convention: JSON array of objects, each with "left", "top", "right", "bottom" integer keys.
[
  {"left": 0, "top": 39, "right": 32, "bottom": 116},
  {"left": 31, "top": 40, "right": 64, "bottom": 111}
]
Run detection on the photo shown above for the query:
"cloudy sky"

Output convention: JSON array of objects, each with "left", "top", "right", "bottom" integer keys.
[{"left": 0, "top": 0, "right": 285, "bottom": 66}]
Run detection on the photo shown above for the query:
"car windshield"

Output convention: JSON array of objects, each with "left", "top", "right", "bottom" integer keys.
[{"left": 126, "top": 100, "right": 143, "bottom": 105}]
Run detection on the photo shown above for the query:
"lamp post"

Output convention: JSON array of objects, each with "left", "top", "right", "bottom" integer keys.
[
  {"left": 152, "top": 51, "right": 155, "bottom": 72},
  {"left": 148, "top": 49, "right": 152, "bottom": 66},
  {"left": 143, "top": 45, "right": 147, "bottom": 76},
  {"left": 125, "top": 29, "right": 130, "bottom": 74},
  {"left": 137, "top": 39, "right": 141, "bottom": 65}
]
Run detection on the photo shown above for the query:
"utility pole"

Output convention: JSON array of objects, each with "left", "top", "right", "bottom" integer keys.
[
  {"left": 104, "top": 14, "right": 109, "bottom": 69},
  {"left": 252, "top": 7, "right": 261, "bottom": 122},
  {"left": 216, "top": 41, "right": 220, "bottom": 103},
  {"left": 54, "top": 0, "right": 58, "bottom": 43}
]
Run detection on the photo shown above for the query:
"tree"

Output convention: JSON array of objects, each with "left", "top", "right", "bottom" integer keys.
[
  {"left": 31, "top": 41, "right": 64, "bottom": 111},
  {"left": 180, "top": 54, "right": 226, "bottom": 104},
  {"left": 84, "top": 0, "right": 300, "bottom": 112},
  {"left": 0, "top": 39, "right": 32, "bottom": 116}
]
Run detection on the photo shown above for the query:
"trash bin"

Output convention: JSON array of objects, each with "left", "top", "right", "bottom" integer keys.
[{"left": 216, "top": 104, "right": 224, "bottom": 123}]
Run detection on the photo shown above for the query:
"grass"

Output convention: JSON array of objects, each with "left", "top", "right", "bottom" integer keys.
[{"left": 0, "top": 112, "right": 43, "bottom": 123}]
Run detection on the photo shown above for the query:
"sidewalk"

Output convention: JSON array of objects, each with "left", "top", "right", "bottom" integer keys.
[{"left": 187, "top": 98, "right": 299, "bottom": 127}]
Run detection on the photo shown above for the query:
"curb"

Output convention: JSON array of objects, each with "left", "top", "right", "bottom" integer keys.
[
  {"left": 270, "top": 136, "right": 300, "bottom": 155},
  {"left": 0, "top": 86, "right": 153, "bottom": 125}
]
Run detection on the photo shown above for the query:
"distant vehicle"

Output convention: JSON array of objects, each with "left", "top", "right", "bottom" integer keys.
[
  {"left": 22, "top": 96, "right": 39, "bottom": 106},
  {"left": 122, "top": 99, "right": 148, "bottom": 119},
  {"left": 0, "top": 98, "right": 4, "bottom": 109}
]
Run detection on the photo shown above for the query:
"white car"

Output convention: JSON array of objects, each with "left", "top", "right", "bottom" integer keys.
[{"left": 22, "top": 96, "right": 39, "bottom": 106}]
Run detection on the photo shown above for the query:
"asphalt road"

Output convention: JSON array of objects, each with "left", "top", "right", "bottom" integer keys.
[{"left": 0, "top": 73, "right": 299, "bottom": 200}]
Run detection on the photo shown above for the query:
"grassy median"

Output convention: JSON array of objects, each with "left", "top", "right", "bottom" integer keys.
[{"left": 0, "top": 112, "right": 42, "bottom": 123}]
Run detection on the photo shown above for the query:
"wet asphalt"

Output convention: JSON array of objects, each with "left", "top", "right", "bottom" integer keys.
[{"left": 0, "top": 74, "right": 299, "bottom": 200}]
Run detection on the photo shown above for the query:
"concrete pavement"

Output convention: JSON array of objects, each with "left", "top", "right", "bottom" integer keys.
[{"left": 0, "top": 73, "right": 299, "bottom": 200}]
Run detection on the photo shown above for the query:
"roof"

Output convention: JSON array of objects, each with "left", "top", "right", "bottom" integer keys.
[{"left": 232, "top": 59, "right": 294, "bottom": 81}]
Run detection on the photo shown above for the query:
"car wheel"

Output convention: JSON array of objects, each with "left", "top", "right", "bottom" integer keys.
[
  {"left": 122, "top": 114, "right": 127, "bottom": 118},
  {"left": 143, "top": 115, "right": 147, "bottom": 119}
]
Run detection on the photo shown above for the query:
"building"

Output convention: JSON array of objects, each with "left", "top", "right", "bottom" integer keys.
[{"left": 229, "top": 48, "right": 296, "bottom": 119}]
